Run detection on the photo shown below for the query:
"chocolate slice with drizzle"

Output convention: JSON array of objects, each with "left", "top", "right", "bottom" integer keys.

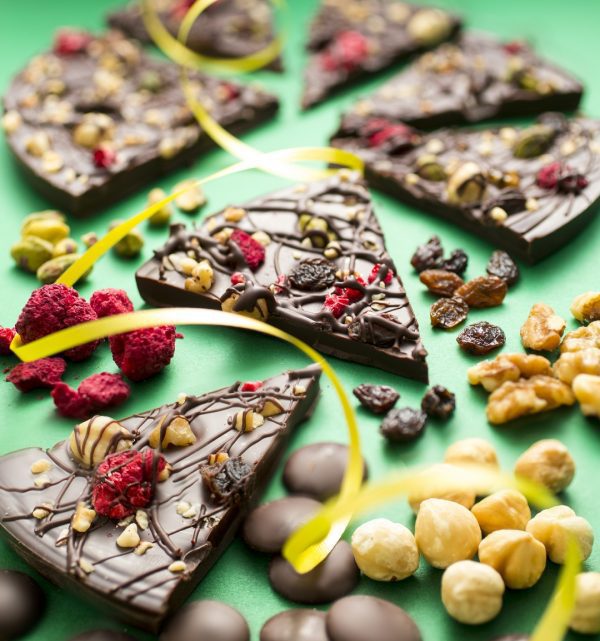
[
  {"left": 0, "top": 366, "right": 320, "bottom": 631},
  {"left": 136, "top": 172, "right": 428, "bottom": 381}
]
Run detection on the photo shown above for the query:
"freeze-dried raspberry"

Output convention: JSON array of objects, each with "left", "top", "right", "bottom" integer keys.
[
  {"left": 230, "top": 229, "right": 265, "bottom": 271},
  {"left": 53, "top": 29, "right": 92, "bottom": 55},
  {"left": 6, "top": 357, "right": 66, "bottom": 392},
  {"left": 323, "top": 294, "right": 350, "bottom": 318},
  {"left": 231, "top": 272, "right": 246, "bottom": 285},
  {"left": 15, "top": 284, "right": 99, "bottom": 361},
  {"left": 51, "top": 383, "right": 93, "bottom": 419},
  {"left": 334, "top": 276, "right": 366, "bottom": 303},
  {"left": 92, "top": 449, "right": 167, "bottom": 520},
  {"left": 109, "top": 326, "right": 176, "bottom": 382},
  {"left": 240, "top": 381, "right": 263, "bottom": 392},
  {"left": 90, "top": 289, "right": 134, "bottom": 318},
  {"left": 320, "top": 31, "right": 369, "bottom": 72},
  {"left": 368, "top": 263, "right": 394, "bottom": 285},
  {"left": 51, "top": 372, "right": 130, "bottom": 419},
  {"left": 0, "top": 327, "right": 16, "bottom": 356},
  {"left": 363, "top": 118, "right": 415, "bottom": 150},
  {"left": 93, "top": 146, "right": 117, "bottom": 169}
]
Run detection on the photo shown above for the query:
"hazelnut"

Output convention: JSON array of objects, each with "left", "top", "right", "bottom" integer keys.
[
  {"left": 149, "top": 415, "right": 196, "bottom": 449},
  {"left": 467, "top": 353, "right": 552, "bottom": 392},
  {"left": 472, "top": 490, "right": 531, "bottom": 535},
  {"left": 116, "top": 523, "right": 141, "bottom": 548},
  {"left": 554, "top": 349, "right": 600, "bottom": 384},
  {"left": 561, "top": 321, "right": 600, "bottom": 354},
  {"left": 415, "top": 498, "right": 481, "bottom": 569},
  {"left": 351, "top": 518, "right": 419, "bottom": 581},
  {"left": 520, "top": 303, "right": 566, "bottom": 351},
  {"left": 173, "top": 180, "right": 206, "bottom": 212},
  {"left": 256, "top": 398, "right": 284, "bottom": 417},
  {"left": 251, "top": 231, "right": 271, "bottom": 247},
  {"left": 444, "top": 438, "right": 499, "bottom": 468},
  {"left": 223, "top": 207, "right": 246, "bottom": 222},
  {"left": 2, "top": 110, "right": 22, "bottom": 134},
  {"left": 570, "top": 572, "right": 600, "bottom": 634},
  {"left": 407, "top": 8, "right": 452, "bottom": 45},
  {"left": 570, "top": 292, "right": 600, "bottom": 324},
  {"left": 478, "top": 529, "right": 547, "bottom": 589},
  {"left": 573, "top": 373, "right": 600, "bottom": 418},
  {"left": 184, "top": 259, "right": 214, "bottom": 293},
  {"left": 231, "top": 409, "right": 264, "bottom": 432},
  {"left": 71, "top": 502, "right": 96, "bottom": 533},
  {"left": 221, "top": 290, "right": 270, "bottom": 321},
  {"left": 69, "top": 416, "right": 132, "bottom": 468},
  {"left": 514, "top": 439, "right": 575, "bottom": 493},
  {"left": 441, "top": 561, "right": 505, "bottom": 625},
  {"left": 447, "top": 162, "right": 487, "bottom": 206},
  {"left": 526, "top": 506, "right": 594, "bottom": 564},
  {"left": 30, "top": 459, "right": 52, "bottom": 475},
  {"left": 25, "top": 132, "right": 51, "bottom": 157},
  {"left": 407, "top": 463, "right": 476, "bottom": 513},
  {"left": 168, "top": 561, "right": 187, "bottom": 573}
]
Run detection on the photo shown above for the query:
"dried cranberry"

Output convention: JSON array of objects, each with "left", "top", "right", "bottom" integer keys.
[
  {"left": 323, "top": 293, "right": 350, "bottom": 318},
  {"left": 455, "top": 276, "right": 507, "bottom": 308},
  {"left": 421, "top": 386, "right": 456, "bottom": 420},
  {"left": 457, "top": 321, "right": 506, "bottom": 355},
  {"left": 368, "top": 263, "right": 394, "bottom": 285},
  {"left": 201, "top": 457, "right": 252, "bottom": 505},
  {"left": 353, "top": 384, "right": 399, "bottom": 414},
  {"left": 289, "top": 258, "right": 337, "bottom": 291},
  {"left": 536, "top": 162, "right": 588, "bottom": 194},
  {"left": 240, "top": 380, "right": 263, "bottom": 392},
  {"left": 430, "top": 296, "right": 469, "bottom": 329},
  {"left": 380, "top": 407, "right": 427, "bottom": 443},
  {"left": 334, "top": 276, "right": 366, "bottom": 303},
  {"left": 439, "top": 249, "right": 469, "bottom": 276},
  {"left": 93, "top": 146, "right": 117, "bottom": 169},
  {"left": 410, "top": 236, "right": 443, "bottom": 272},
  {"left": 53, "top": 29, "right": 91, "bottom": 55},
  {"left": 486, "top": 251, "right": 520, "bottom": 286},
  {"left": 419, "top": 269, "right": 464, "bottom": 297},
  {"left": 320, "top": 31, "right": 369, "bottom": 73}
]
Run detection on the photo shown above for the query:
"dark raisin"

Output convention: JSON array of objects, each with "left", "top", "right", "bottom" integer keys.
[
  {"left": 455, "top": 276, "right": 507, "bottom": 308},
  {"left": 288, "top": 258, "right": 337, "bottom": 291},
  {"left": 380, "top": 407, "right": 427, "bottom": 443},
  {"left": 201, "top": 457, "right": 253, "bottom": 505},
  {"left": 457, "top": 321, "right": 506, "bottom": 355},
  {"left": 419, "top": 269, "right": 464, "bottom": 297},
  {"left": 486, "top": 251, "right": 520, "bottom": 286},
  {"left": 353, "top": 384, "right": 399, "bottom": 414},
  {"left": 430, "top": 296, "right": 469, "bottom": 329},
  {"left": 410, "top": 236, "right": 443, "bottom": 272},
  {"left": 421, "top": 385, "right": 456, "bottom": 419},
  {"left": 439, "top": 249, "right": 469, "bottom": 275}
]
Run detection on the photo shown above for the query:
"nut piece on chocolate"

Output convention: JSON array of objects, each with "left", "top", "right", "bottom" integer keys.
[
  {"left": 2, "top": 30, "right": 278, "bottom": 215},
  {"left": 0, "top": 367, "right": 321, "bottom": 632}
]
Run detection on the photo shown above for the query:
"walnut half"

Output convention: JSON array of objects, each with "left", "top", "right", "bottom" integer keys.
[
  {"left": 561, "top": 321, "right": 600, "bottom": 354},
  {"left": 572, "top": 374, "right": 600, "bottom": 418},
  {"left": 553, "top": 348, "right": 600, "bottom": 384},
  {"left": 520, "top": 303, "right": 566, "bottom": 351},
  {"left": 467, "top": 353, "right": 552, "bottom": 392}
]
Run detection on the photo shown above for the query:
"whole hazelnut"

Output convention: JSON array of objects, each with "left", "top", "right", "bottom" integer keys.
[
  {"left": 407, "top": 463, "right": 477, "bottom": 513},
  {"left": 444, "top": 438, "right": 499, "bottom": 468},
  {"left": 69, "top": 416, "right": 132, "bottom": 468},
  {"left": 351, "top": 518, "right": 419, "bottom": 581},
  {"left": 441, "top": 560, "right": 505, "bottom": 625},
  {"left": 478, "top": 529, "right": 547, "bottom": 589},
  {"left": 471, "top": 490, "right": 531, "bottom": 535},
  {"left": 570, "top": 572, "right": 600, "bottom": 634},
  {"left": 514, "top": 439, "right": 575, "bottom": 493},
  {"left": 526, "top": 505, "right": 594, "bottom": 564},
  {"left": 415, "top": 498, "right": 481, "bottom": 569}
]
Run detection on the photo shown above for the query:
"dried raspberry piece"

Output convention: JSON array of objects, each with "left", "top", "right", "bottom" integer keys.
[
  {"left": 240, "top": 381, "right": 263, "bottom": 392},
  {"left": 53, "top": 29, "right": 92, "bottom": 55},
  {"left": 368, "top": 263, "right": 394, "bottom": 285},
  {"left": 6, "top": 357, "right": 66, "bottom": 392},
  {"left": 93, "top": 146, "right": 117, "bottom": 169},
  {"left": 51, "top": 383, "right": 93, "bottom": 419},
  {"left": 320, "top": 31, "right": 369, "bottom": 72},
  {"left": 79, "top": 373, "right": 131, "bottom": 408},
  {"left": 90, "top": 289, "right": 134, "bottom": 318},
  {"left": 231, "top": 272, "right": 246, "bottom": 285},
  {"left": 334, "top": 276, "right": 366, "bottom": 303},
  {"left": 15, "top": 284, "right": 99, "bottom": 361},
  {"left": 219, "top": 82, "right": 241, "bottom": 103},
  {"left": 109, "top": 326, "right": 176, "bottom": 381},
  {"left": 0, "top": 327, "right": 16, "bottom": 356},
  {"left": 503, "top": 40, "right": 527, "bottom": 55},
  {"left": 170, "top": 0, "right": 195, "bottom": 20},
  {"left": 536, "top": 161, "right": 588, "bottom": 193},
  {"left": 92, "top": 449, "right": 166, "bottom": 520},
  {"left": 367, "top": 121, "right": 415, "bottom": 149},
  {"left": 230, "top": 229, "right": 265, "bottom": 271},
  {"left": 323, "top": 294, "right": 350, "bottom": 319}
]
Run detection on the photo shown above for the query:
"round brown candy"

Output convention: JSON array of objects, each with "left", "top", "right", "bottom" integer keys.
[
  {"left": 0, "top": 570, "right": 45, "bottom": 641},
  {"left": 269, "top": 541, "right": 359, "bottom": 604},
  {"left": 243, "top": 497, "right": 321, "bottom": 553},
  {"left": 326, "top": 595, "right": 422, "bottom": 641},
  {"left": 69, "top": 632, "right": 138, "bottom": 641},
  {"left": 489, "top": 637, "right": 529, "bottom": 641},
  {"left": 260, "top": 609, "right": 329, "bottom": 641},
  {"left": 159, "top": 600, "right": 249, "bottom": 641},
  {"left": 283, "top": 442, "right": 367, "bottom": 501}
]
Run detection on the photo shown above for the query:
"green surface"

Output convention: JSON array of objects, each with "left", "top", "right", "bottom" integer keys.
[{"left": 1, "top": 1, "right": 600, "bottom": 639}]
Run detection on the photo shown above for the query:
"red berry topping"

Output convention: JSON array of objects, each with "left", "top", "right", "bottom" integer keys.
[
  {"left": 240, "top": 381, "right": 263, "bottom": 392},
  {"left": 92, "top": 449, "right": 166, "bottom": 520},
  {"left": 368, "top": 263, "right": 394, "bottom": 285},
  {"left": 109, "top": 326, "right": 176, "bottom": 382},
  {"left": 231, "top": 272, "right": 246, "bottom": 285},
  {"left": 364, "top": 118, "right": 415, "bottom": 149},
  {"left": 51, "top": 383, "right": 94, "bottom": 419},
  {"left": 230, "top": 229, "right": 265, "bottom": 271},
  {"left": 170, "top": 0, "right": 195, "bottom": 20},
  {"left": 0, "top": 327, "right": 16, "bottom": 356},
  {"left": 536, "top": 161, "right": 588, "bottom": 193},
  {"left": 334, "top": 276, "right": 366, "bottom": 303},
  {"left": 503, "top": 40, "right": 527, "bottom": 55},
  {"left": 219, "top": 82, "right": 241, "bottom": 103},
  {"left": 53, "top": 29, "right": 92, "bottom": 55},
  {"left": 51, "top": 372, "right": 130, "bottom": 419},
  {"left": 320, "top": 31, "right": 369, "bottom": 72},
  {"left": 323, "top": 293, "right": 350, "bottom": 319},
  {"left": 90, "top": 289, "right": 134, "bottom": 318},
  {"left": 15, "top": 284, "right": 99, "bottom": 362},
  {"left": 6, "top": 357, "right": 66, "bottom": 393},
  {"left": 93, "top": 146, "right": 117, "bottom": 169}
]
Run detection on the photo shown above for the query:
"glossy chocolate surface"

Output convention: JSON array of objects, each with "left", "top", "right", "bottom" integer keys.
[
  {"left": 2, "top": 31, "right": 278, "bottom": 215},
  {"left": 136, "top": 173, "right": 428, "bottom": 381},
  {"left": 260, "top": 609, "right": 329, "bottom": 641},
  {"left": 0, "top": 569, "right": 46, "bottom": 641},
  {"left": 159, "top": 600, "right": 250, "bottom": 641},
  {"left": 331, "top": 114, "right": 600, "bottom": 262},
  {"left": 0, "top": 367, "right": 320, "bottom": 632}
]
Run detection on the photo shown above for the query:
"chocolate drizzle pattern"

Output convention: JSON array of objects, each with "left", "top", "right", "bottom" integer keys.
[
  {"left": 0, "top": 367, "right": 320, "bottom": 632},
  {"left": 136, "top": 172, "right": 428, "bottom": 381}
]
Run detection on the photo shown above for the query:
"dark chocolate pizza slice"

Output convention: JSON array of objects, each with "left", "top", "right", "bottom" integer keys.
[
  {"left": 136, "top": 172, "right": 428, "bottom": 381},
  {"left": 1, "top": 30, "right": 278, "bottom": 216},
  {"left": 108, "top": 0, "right": 283, "bottom": 71},
  {"left": 331, "top": 113, "right": 600, "bottom": 263},
  {"left": 301, "top": 1, "right": 461, "bottom": 109},
  {"left": 0, "top": 366, "right": 320, "bottom": 632},
  {"left": 344, "top": 32, "right": 583, "bottom": 129}
]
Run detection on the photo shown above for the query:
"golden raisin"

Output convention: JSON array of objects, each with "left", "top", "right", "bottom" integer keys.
[{"left": 455, "top": 276, "right": 507, "bottom": 308}]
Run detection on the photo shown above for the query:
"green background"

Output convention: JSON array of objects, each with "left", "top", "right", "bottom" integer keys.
[{"left": 1, "top": 1, "right": 599, "bottom": 639}]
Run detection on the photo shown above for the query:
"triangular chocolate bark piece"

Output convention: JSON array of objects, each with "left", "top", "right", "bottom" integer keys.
[
  {"left": 331, "top": 114, "right": 600, "bottom": 263},
  {"left": 2, "top": 30, "right": 278, "bottom": 216},
  {"left": 137, "top": 172, "right": 428, "bottom": 381},
  {"left": 0, "top": 366, "right": 320, "bottom": 632},
  {"left": 301, "top": 1, "right": 461, "bottom": 109},
  {"left": 343, "top": 32, "right": 583, "bottom": 129}
]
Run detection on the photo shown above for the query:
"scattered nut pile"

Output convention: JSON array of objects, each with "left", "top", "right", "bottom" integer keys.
[
  {"left": 349, "top": 437, "right": 598, "bottom": 632},
  {"left": 468, "top": 292, "right": 600, "bottom": 423}
]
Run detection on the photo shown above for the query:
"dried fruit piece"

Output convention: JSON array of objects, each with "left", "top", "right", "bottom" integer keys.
[
  {"left": 353, "top": 384, "right": 399, "bottom": 414},
  {"left": 561, "top": 321, "right": 600, "bottom": 353},
  {"left": 467, "top": 353, "right": 552, "bottom": 392},
  {"left": 6, "top": 357, "right": 66, "bottom": 392},
  {"left": 520, "top": 303, "right": 566, "bottom": 351},
  {"left": 554, "top": 348, "right": 600, "bottom": 384},
  {"left": 0, "top": 327, "right": 16, "bottom": 355},
  {"left": 109, "top": 326, "right": 176, "bottom": 381},
  {"left": 457, "top": 322, "right": 506, "bottom": 355},
  {"left": 439, "top": 249, "right": 468, "bottom": 276},
  {"left": 78, "top": 373, "right": 131, "bottom": 409},
  {"left": 421, "top": 386, "right": 455, "bottom": 419},
  {"left": 90, "top": 289, "right": 134, "bottom": 318},
  {"left": 455, "top": 276, "right": 507, "bottom": 308},
  {"left": 51, "top": 383, "right": 94, "bottom": 419},
  {"left": 230, "top": 229, "right": 265, "bottom": 271},
  {"left": 486, "top": 251, "right": 520, "bottom": 286},
  {"left": 323, "top": 293, "right": 350, "bottom": 318},
  {"left": 380, "top": 407, "right": 427, "bottom": 443},
  {"left": 430, "top": 296, "right": 469, "bottom": 329},
  {"left": 410, "top": 236, "right": 443, "bottom": 272},
  {"left": 288, "top": 258, "right": 336, "bottom": 291},
  {"left": 419, "top": 269, "right": 464, "bottom": 297},
  {"left": 570, "top": 292, "right": 600, "bottom": 324},
  {"left": 201, "top": 457, "right": 252, "bottom": 505},
  {"left": 367, "top": 263, "right": 394, "bottom": 285},
  {"left": 536, "top": 161, "right": 588, "bottom": 194},
  {"left": 572, "top": 374, "right": 600, "bottom": 418}
]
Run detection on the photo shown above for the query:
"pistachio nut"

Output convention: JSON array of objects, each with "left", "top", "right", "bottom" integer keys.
[
  {"left": 147, "top": 188, "right": 172, "bottom": 226},
  {"left": 37, "top": 254, "right": 90, "bottom": 284},
  {"left": 447, "top": 162, "right": 487, "bottom": 206},
  {"left": 139, "top": 69, "right": 162, "bottom": 93},
  {"left": 11, "top": 236, "right": 54, "bottom": 272},
  {"left": 416, "top": 154, "right": 447, "bottom": 181},
  {"left": 21, "top": 211, "right": 69, "bottom": 243},
  {"left": 109, "top": 221, "right": 144, "bottom": 258},
  {"left": 52, "top": 237, "right": 78, "bottom": 257},
  {"left": 513, "top": 124, "right": 556, "bottom": 159},
  {"left": 407, "top": 9, "right": 453, "bottom": 46},
  {"left": 81, "top": 232, "right": 99, "bottom": 248}
]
